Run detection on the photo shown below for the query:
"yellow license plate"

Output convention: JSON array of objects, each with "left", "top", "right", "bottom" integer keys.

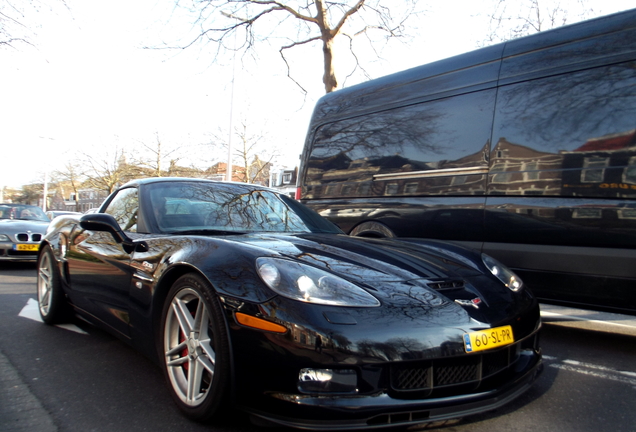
[
  {"left": 463, "top": 325, "right": 514, "bottom": 353},
  {"left": 15, "top": 244, "right": 39, "bottom": 251}
]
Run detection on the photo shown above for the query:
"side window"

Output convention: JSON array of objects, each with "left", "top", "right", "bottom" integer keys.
[
  {"left": 104, "top": 188, "right": 138, "bottom": 232},
  {"left": 491, "top": 61, "right": 636, "bottom": 198},
  {"left": 306, "top": 90, "right": 496, "bottom": 198}
]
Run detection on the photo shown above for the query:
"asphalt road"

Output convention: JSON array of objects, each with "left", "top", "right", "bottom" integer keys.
[{"left": 1, "top": 262, "right": 635, "bottom": 432}]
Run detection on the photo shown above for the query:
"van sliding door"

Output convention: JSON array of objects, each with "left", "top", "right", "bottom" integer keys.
[{"left": 486, "top": 61, "right": 636, "bottom": 312}]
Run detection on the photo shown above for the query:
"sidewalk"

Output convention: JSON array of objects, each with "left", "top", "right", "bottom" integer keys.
[{"left": 0, "top": 351, "right": 56, "bottom": 432}]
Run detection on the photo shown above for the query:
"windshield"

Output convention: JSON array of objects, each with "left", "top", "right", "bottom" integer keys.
[
  {"left": 0, "top": 204, "right": 49, "bottom": 222},
  {"left": 145, "top": 182, "right": 342, "bottom": 235}
]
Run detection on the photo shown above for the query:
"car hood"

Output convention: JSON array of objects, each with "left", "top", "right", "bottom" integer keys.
[
  {"left": 217, "top": 233, "right": 525, "bottom": 324},
  {"left": 246, "top": 233, "right": 484, "bottom": 281},
  {"left": 0, "top": 219, "right": 49, "bottom": 234}
]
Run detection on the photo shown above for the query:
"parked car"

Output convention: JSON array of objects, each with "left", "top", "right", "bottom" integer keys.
[
  {"left": 0, "top": 203, "right": 49, "bottom": 261},
  {"left": 37, "top": 178, "right": 541, "bottom": 429},
  {"left": 297, "top": 8, "right": 636, "bottom": 315}
]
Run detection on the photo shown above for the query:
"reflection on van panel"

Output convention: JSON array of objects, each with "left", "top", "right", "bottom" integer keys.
[{"left": 298, "top": 9, "right": 636, "bottom": 315}]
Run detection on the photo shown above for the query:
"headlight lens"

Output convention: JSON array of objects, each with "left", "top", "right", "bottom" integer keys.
[
  {"left": 0, "top": 234, "right": 10, "bottom": 241},
  {"left": 481, "top": 254, "right": 523, "bottom": 292},
  {"left": 256, "top": 257, "right": 380, "bottom": 307}
]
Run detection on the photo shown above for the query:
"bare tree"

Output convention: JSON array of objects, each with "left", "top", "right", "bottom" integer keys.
[
  {"left": 482, "top": 0, "right": 596, "bottom": 45},
  {"left": 136, "top": 133, "right": 186, "bottom": 177},
  {"left": 207, "top": 120, "right": 279, "bottom": 184},
  {"left": 16, "top": 183, "right": 42, "bottom": 205},
  {"left": 1, "top": 0, "right": 69, "bottom": 49},
  {"left": 52, "top": 162, "right": 85, "bottom": 209},
  {"left": 173, "top": 0, "right": 420, "bottom": 93},
  {"left": 232, "top": 122, "right": 275, "bottom": 183},
  {"left": 79, "top": 147, "right": 137, "bottom": 194},
  {"left": 1, "top": 0, "right": 32, "bottom": 48}
]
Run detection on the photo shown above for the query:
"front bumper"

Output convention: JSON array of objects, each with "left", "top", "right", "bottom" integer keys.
[
  {"left": 246, "top": 347, "right": 542, "bottom": 430},
  {"left": 0, "top": 242, "right": 40, "bottom": 261}
]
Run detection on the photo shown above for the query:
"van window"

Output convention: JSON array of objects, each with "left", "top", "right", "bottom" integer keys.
[
  {"left": 305, "top": 90, "right": 496, "bottom": 199},
  {"left": 490, "top": 61, "right": 636, "bottom": 198}
]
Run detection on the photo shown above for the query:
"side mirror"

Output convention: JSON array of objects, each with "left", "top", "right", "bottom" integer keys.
[
  {"left": 79, "top": 213, "right": 146, "bottom": 253},
  {"left": 80, "top": 213, "right": 129, "bottom": 244}
]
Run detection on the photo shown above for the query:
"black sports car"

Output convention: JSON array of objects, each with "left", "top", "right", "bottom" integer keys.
[{"left": 37, "top": 178, "right": 541, "bottom": 430}]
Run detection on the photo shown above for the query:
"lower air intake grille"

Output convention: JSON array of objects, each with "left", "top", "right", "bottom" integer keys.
[{"left": 390, "top": 340, "right": 529, "bottom": 393}]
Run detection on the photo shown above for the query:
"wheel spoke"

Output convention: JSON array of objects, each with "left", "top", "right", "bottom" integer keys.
[
  {"left": 187, "top": 357, "right": 205, "bottom": 403},
  {"left": 38, "top": 256, "right": 52, "bottom": 312},
  {"left": 198, "top": 340, "right": 216, "bottom": 374},
  {"left": 192, "top": 300, "right": 209, "bottom": 337},
  {"left": 166, "top": 354, "right": 189, "bottom": 367},
  {"left": 171, "top": 297, "right": 194, "bottom": 334},
  {"left": 165, "top": 340, "right": 188, "bottom": 358}
]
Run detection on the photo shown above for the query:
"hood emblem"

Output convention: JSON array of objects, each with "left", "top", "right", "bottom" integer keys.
[{"left": 455, "top": 298, "right": 482, "bottom": 309}]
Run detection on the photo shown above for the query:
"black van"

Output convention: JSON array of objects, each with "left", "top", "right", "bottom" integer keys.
[{"left": 297, "top": 8, "right": 636, "bottom": 315}]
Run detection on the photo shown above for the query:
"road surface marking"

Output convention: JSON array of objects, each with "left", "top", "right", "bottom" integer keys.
[
  {"left": 19, "top": 298, "right": 87, "bottom": 335},
  {"left": 542, "top": 356, "right": 636, "bottom": 387}
]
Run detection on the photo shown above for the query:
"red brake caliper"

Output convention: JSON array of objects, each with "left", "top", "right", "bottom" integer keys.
[{"left": 180, "top": 330, "right": 189, "bottom": 372}]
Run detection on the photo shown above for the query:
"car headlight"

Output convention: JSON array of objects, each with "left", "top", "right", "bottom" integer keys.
[
  {"left": 0, "top": 234, "right": 10, "bottom": 241},
  {"left": 481, "top": 254, "right": 523, "bottom": 292},
  {"left": 256, "top": 257, "right": 380, "bottom": 307}
]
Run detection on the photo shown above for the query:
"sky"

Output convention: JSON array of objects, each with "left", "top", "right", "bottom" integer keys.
[{"left": 1, "top": 0, "right": 633, "bottom": 189}]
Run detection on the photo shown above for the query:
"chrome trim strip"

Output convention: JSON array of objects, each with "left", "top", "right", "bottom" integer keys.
[
  {"left": 133, "top": 273, "right": 154, "bottom": 283},
  {"left": 373, "top": 167, "right": 488, "bottom": 181}
]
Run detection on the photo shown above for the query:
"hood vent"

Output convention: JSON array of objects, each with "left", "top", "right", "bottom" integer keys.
[{"left": 427, "top": 279, "right": 465, "bottom": 291}]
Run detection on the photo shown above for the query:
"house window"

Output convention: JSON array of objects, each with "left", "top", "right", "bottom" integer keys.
[
  {"left": 523, "top": 161, "right": 539, "bottom": 181},
  {"left": 491, "top": 163, "right": 512, "bottom": 183},
  {"left": 581, "top": 156, "right": 608, "bottom": 183},
  {"left": 384, "top": 183, "right": 399, "bottom": 195},
  {"left": 341, "top": 185, "right": 353, "bottom": 196},
  {"left": 573, "top": 208, "right": 602, "bottom": 219},
  {"left": 404, "top": 182, "right": 418, "bottom": 193},
  {"left": 623, "top": 156, "right": 636, "bottom": 184}
]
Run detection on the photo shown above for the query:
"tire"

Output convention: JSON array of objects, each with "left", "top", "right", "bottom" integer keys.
[
  {"left": 160, "top": 273, "right": 230, "bottom": 422},
  {"left": 37, "top": 245, "right": 73, "bottom": 325},
  {"left": 349, "top": 221, "right": 396, "bottom": 238}
]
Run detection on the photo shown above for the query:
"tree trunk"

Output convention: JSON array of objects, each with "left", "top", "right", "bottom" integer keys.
[{"left": 322, "top": 36, "right": 338, "bottom": 93}]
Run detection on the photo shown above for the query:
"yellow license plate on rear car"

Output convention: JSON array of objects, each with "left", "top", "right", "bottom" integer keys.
[
  {"left": 15, "top": 244, "right": 39, "bottom": 251},
  {"left": 463, "top": 325, "right": 514, "bottom": 353}
]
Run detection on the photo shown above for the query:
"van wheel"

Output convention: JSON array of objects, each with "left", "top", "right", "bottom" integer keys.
[{"left": 349, "top": 221, "right": 396, "bottom": 238}]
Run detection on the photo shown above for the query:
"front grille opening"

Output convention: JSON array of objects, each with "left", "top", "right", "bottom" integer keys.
[
  {"left": 388, "top": 338, "right": 538, "bottom": 399},
  {"left": 15, "top": 233, "right": 41, "bottom": 242},
  {"left": 434, "top": 357, "right": 480, "bottom": 387},
  {"left": 391, "top": 365, "right": 432, "bottom": 390}
]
